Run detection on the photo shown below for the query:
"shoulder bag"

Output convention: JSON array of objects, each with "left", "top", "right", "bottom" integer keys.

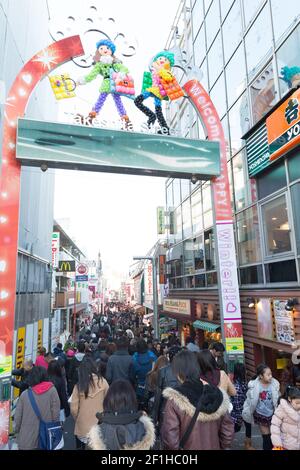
[{"left": 179, "top": 397, "right": 203, "bottom": 450}]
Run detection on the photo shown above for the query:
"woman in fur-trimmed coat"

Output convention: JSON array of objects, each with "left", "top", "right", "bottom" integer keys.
[
  {"left": 160, "top": 350, "right": 234, "bottom": 450},
  {"left": 87, "top": 379, "right": 156, "bottom": 450}
]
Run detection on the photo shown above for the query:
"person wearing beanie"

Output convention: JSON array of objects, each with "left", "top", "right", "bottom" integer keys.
[
  {"left": 76, "top": 39, "right": 134, "bottom": 127},
  {"left": 134, "top": 50, "right": 184, "bottom": 134}
]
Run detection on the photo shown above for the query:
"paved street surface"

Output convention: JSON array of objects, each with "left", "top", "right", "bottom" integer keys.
[{"left": 63, "top": 415, "right": 262, "bottom": 451}]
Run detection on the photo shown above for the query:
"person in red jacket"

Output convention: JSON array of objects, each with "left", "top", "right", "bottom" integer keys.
[{"left": 161, "top": 350, "right": 234, "bottom": 450}]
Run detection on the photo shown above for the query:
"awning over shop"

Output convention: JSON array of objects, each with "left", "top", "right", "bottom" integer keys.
[{"left": 193, "top": 320, "right": 220, "bottom": 332}]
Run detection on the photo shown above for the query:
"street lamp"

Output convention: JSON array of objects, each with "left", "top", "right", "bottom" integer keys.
[{"left": 133, "top": 256, "right": 159, "bottom": 339}]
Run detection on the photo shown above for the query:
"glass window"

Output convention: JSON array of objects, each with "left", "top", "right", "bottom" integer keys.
[
  {"left": 205, "top": 229, "right": 216, "bottom": 270},
  {"left": 191, "top": 188, "right": 203, "bottom": 235},
  {"left": 210, "top": 73, "right": 227, "bottom": 119},
  {"left": 250, "top": 62, "right": 278, "bottom": 124},
  {"left": 232, "top": 151, "right": 247, "bottom": 210},
  {"left": 200, "top": 57, "right": 209, "bottom": 91},
  {"left": 194, "top": 24, "right": 206, "bottom": 67},
  {"left": 257, "top": 160, "right": 286, "bottom": 200},
  {"left": 184, "top": 276, "right": 195, "bottom": 289},
  {"left": 207, "top": 31, "right": 223, "bottom": 87},
  {"left": 202, "top": 183, "right": 212, "bottom": 212},
  {"left": 174, "top": 206, "right": 183, "bottom": 243},
  {"left": 222, "top": 1, "right": 242, "bottom": 63},
  {"left": 265, "top": 259, "right": 297, "bottom": 283},
  {"left": 182, "top": 199, "right": 192, "bottom": 239},
  {"left": 204, "top": 0, "right": 213, "bottom": 13},
  {"left": 271, "top": 0, "right": 300, "bottom": 43},
  {"left": 184, "top": 239, "right": 195, "bottom": 275},
  {"left": 195, "top": 273, "right": 206, "bottom": 287},
  {"left": 242, "top": 0, "right": 265, "bottom": 28},
  {"left": 220, "top": 0, "right": 235, "bottom": 21},
  {"left": 221, "top": 116, "right": 231, "bottom": 159},
  {"left": 262, "top": 195, "right": 292, "bottom": 256},
  {"left": 240, "top": 265, "right": 264, "bottom": 285},
  {"left": 207, "top": 271, "right": 218, "bottom": 286},
  {"left": 237, "top": 206, "right": 262, "bottom": 265},
  {"left": 245, "top": 6, "right": 272, "bottom": 80},
  {"left": 225, "top": 43, "right": 247, "bottom": 108},
  {"left": 167, "top": 182, "right": 173, "bottom": 210},
  {"left": 181, "top": 179, "right": 191, "bottom": 201},
  {"left": 192, "top": 0, "right": 205, "bottom": 38},
  {"left": 194, "top": 235, "right": 205, "bottom": 271},
  {"left": 205, "top": 0, "right": 220, "bottom": 50},
  {"left": 173, "top": 179, "right": 181, "bottom": 208},
  {"left": 288, "top": 150, "right": 300, "bottom": 182},
  {"left": 276, "top": 24, "right": 300, "bottom": 98},
  {"left": 291, "top": 183, "right": 300, "bottom": 253},
  {"left": 228, "top": 93, "right": 250, "bottom": 155},
  {"left": 175, "top": 277, "right": 183, "bottom": 289}
]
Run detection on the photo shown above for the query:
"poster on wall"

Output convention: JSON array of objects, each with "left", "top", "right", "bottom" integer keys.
[
  {"left": 273, "top": 300, "right": 295, "bottom": 345},
  {"left": 256, "top": 298, "right": 274, "bottom": 340}
]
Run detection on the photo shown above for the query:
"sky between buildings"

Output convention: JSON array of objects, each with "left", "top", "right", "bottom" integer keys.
[{"left": 49, "top": 0, "right": 181, "bottom": 289}]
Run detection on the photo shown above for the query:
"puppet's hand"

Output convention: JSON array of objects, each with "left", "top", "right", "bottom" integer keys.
[{"left": 76, "top": 77, "right": 86, "bottom": 86}]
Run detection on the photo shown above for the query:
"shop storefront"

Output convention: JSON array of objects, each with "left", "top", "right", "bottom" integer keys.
[{"left": 162, "top": 298, "right": 194, "bottom": 346}]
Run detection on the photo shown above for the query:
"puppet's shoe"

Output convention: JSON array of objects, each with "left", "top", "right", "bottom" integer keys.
[{"left": 121, "top": 115, "right": 133, "bottom": 130}]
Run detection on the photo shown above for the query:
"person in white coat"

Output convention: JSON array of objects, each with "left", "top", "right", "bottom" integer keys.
[{"left": 242, "top": 364, "right": 280, "bottom": 450}]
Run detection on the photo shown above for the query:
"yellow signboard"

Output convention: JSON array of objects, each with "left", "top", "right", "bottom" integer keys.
[
  {"left": 37, "top": 320, "right": 43, "bottom": 350},
  {"left": 225, "top": 337, "right": 244, "bottom": 353},
  {"left": 14, "top": 327, "right": 26, "bottom": 399},
  {"left": 0, "top": 356, "right": 13, "bottom": 378},
  {"left": 49, "top": 73, "right": 76, "bottom": 100}
]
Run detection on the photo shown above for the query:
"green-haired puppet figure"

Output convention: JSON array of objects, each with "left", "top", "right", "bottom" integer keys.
[
  {"left": 281, "top": 66, "right": 300, "bottom": 88},
  {"left": 134, "top": 51, "right": 184, "bottom": 134}
]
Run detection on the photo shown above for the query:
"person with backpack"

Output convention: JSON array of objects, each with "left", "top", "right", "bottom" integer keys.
[
  {"left": 132, "top": 339, "right": 157, "bottom": 406},
  {"left": 47, "top": 360, "right": 70, "bottom": 424},
  {"left": 67, "top": 342, "right": 85, "bottom": 395},
  {"left": 70, "top": 356, "right": 109, "bottom": 450},
  {"left": 271, "top": 385, "right": 300, "bottom": 450},
  {"left": 14, "top": 366, "right": 61, "bottom": 450},
  {"left": 87, "top": 380, "right": 155, "bottom": 450},
  {"left": 242, "top": 363, "right": 280, "bottom": 450},
  {"left": 161, "top": 350, "right": 234, "bottom": 450}
]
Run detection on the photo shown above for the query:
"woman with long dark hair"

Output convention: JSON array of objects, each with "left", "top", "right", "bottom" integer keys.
[
  {"left": 70, "top": 356, "right": 109, "bottom": 449},
  {"left": 161, "top": 351, "right": 234, "bottom": 450},
  {"left": 197, "top": 349, "right": 236, "bottom": 397},
  {"left": 88, "top": 380, "right": 155, "bottom": 450},
  {"left": 47, "top": 360, "right": 70, "bottom": 423}
]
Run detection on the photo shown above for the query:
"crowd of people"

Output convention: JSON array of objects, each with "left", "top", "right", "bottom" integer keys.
[{"left": 11, "top": 304, "right": 300, "bottom": 451}]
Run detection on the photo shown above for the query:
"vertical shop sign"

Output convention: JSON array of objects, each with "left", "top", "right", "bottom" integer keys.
[
  {"left": 157, "top": 207, "right": 165, "bottom": 235},
  {"left": 13, "top": 327, "right": 26, "bottom": 398},
  {"left": 185, "top": 80, "right": 244, "bottom": 356},
  {"left": 52, "top": 232, "right": 60, "bottom": 268},
  {"left": 37, "top": 320, "right": 43, "bottom": 352},
  {"left": 273, "top": 300, "right": 295, "bottom": 345}
]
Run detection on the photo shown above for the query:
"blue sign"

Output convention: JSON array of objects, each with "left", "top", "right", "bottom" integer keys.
[{"left": 76, "top": 275, "right": 88, "bottom": 282}]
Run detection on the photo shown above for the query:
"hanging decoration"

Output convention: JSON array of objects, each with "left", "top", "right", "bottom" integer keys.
[
  {"left": 134, "top": 50, "right": 184, "bottom": 134},
  {"left": 49, "top": 73, "right": 76, "bottom": 100}
]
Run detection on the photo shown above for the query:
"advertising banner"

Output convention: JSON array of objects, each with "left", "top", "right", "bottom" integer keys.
[
  {"left": 37, "top": 319, "right": 43, "bottom": 351},
  {"left": 59, "top": 260, "right": 76, "bottom": 272},
  {"left": 14, "top": 327, "right": 26, "bottom": 398},
  {"left": 273, "top": 300, "right": 296, "bottom": 345},
  {"left": 51, "top": 310, "right": 61, "bottom": 351},
  {"left": 157, "top": 207, "right": 165, "bottom": 235},
  {"left": 52, "top": 232, "right": 60, "bottom": 268},
  {"left": 163, "top": 299, "right": 191, "bottom": 316},
  {"left": 143, "top": 261, "right": 153, "bottom": 309}
]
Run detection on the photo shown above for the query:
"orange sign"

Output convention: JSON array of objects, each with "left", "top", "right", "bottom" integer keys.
[{"left": 267, "top": 88, "right": 300, "bottom": 162}]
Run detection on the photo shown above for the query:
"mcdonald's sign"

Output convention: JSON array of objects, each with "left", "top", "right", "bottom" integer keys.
[{"left": 59, "top": 260, "right": 76, "bottom": 272}]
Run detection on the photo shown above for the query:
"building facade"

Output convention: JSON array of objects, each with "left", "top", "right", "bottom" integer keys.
[
  {"left": 0, "top": 0, "right": 58, "bottom": 364},
  {"left": 164, "top": 0, "right": 300, "bottom": 377}
]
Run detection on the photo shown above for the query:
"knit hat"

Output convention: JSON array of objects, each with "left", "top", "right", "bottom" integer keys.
[
  {"left": 96, "top": 39, "right": 116, "bottom": 55},
  {"left": 66, "top": 349, "right": 75, "bottom": 357},
  {"left": 153, "top": 51, "right": 175, "bottom": 67},
  {"left": 281, "top": 66, "right": 300, "bottom": 87}
]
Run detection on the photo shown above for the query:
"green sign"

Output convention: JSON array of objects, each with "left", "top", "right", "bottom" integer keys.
[
  {"left": 16, "top": 118, "right": 220, "bottom": 179},
  {"left": 246, "top": 123, "right": 270, "bottom": 177}
]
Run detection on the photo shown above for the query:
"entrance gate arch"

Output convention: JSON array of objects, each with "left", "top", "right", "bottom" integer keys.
[{"left": 0, "top": 36, "right": 243, "bottom": 446}]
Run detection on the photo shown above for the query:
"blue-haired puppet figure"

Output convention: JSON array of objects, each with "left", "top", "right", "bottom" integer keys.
[
  {"left": 134, "top": 51, "right": 184, "bottom": 134},
  {"left": 77, "top": 39, "right": 134, "bottom": 126},
  {"left": 281, "top": 66, "right": 300, "bottom": 89}
]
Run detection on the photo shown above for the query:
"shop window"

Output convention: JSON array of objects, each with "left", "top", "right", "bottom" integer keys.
[
  {"left": 228, "top": 93, "right": 250, "bottom": 155},
  {"left": 250, "top": 62, "right": 278, "bottom": 125},
  {"left": 194, "top": 235, "right": 205, "bottom": 271},
  {"left": 166, "top": 182, "right": 174, "bottom": 210},
  {"left": 183, "top": 239, "right": 195, "bottom": 275},
  {"left": 174, "top": 206, "right": 183, "bottom": 244},
  {"left": 265, "top": 259, "right": 297, "bottom": 283},
  {"left": 240, "top": 265, "right": 264, "bottom": 285},
  {"left": 237, "top": 206, "right": 262, "bottom": 265},
  {"left": 245, "top": 5, "right": 272, "bottom": 80},
  {"left": 271, "top": 0, "right": 300, "bottom": 43},
  {"left": 175, "top": 277, "right": 183, "bottom": 289},
  {"left": 222, "top": 0, "right": 242, "bottom": 64},
  {"left": 191, "top": 188, "right": 203, "bottom": 235},
  {"left": 205, "top": 229, "right": 216, "bottom": 270},
  {"left": 192, "top": 0, "right": 204, "bottom": 38},
  {"left": 184, "top": 276, "right": 195, "bottom": 289},
  {"left": 169, "top": 278, "right": 176, "bottom": 289},
  {"left": 220, "top": 0, "right": 235, "bottom": 22},
  {"left": 288, "top": 151, "right": 300, "bottom": 183},
  {"left": 181, "top": 179, "right": 191, "bottom": 202},
  {"left": 233, "top": 151, "right": 247, "bottom": 210},
  {"left": 291, "top": 183, "right": 300, "bottom": 253},
  {"left": 200, "top": 57, "right": 209, "bottom": 92},
  {"left": 276, "top": 23, "right": 300, "bottom": 98},
  {"left": 225, "top": 43, "right": 247, "bottom": 109},
  {"left": 257, "top": 160, "right": 286, "bottom": 200},
  {"left": 261, "top": 195, "right": 292, "bottom": 256},
  {"left": 207, "top": 271, "right": 218, "bottom": 286},
  {"left": 209, "top": 73, "right": 227, "bottom": 119},
  {"left": 173, "top": 179, "right": 181, "bottom": 208},
  {"left": 194, "top": 24, "right": 206, "bottom": 67},
  {"left": 195, "top": 274, "right": 206, "bottom": 287}
]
